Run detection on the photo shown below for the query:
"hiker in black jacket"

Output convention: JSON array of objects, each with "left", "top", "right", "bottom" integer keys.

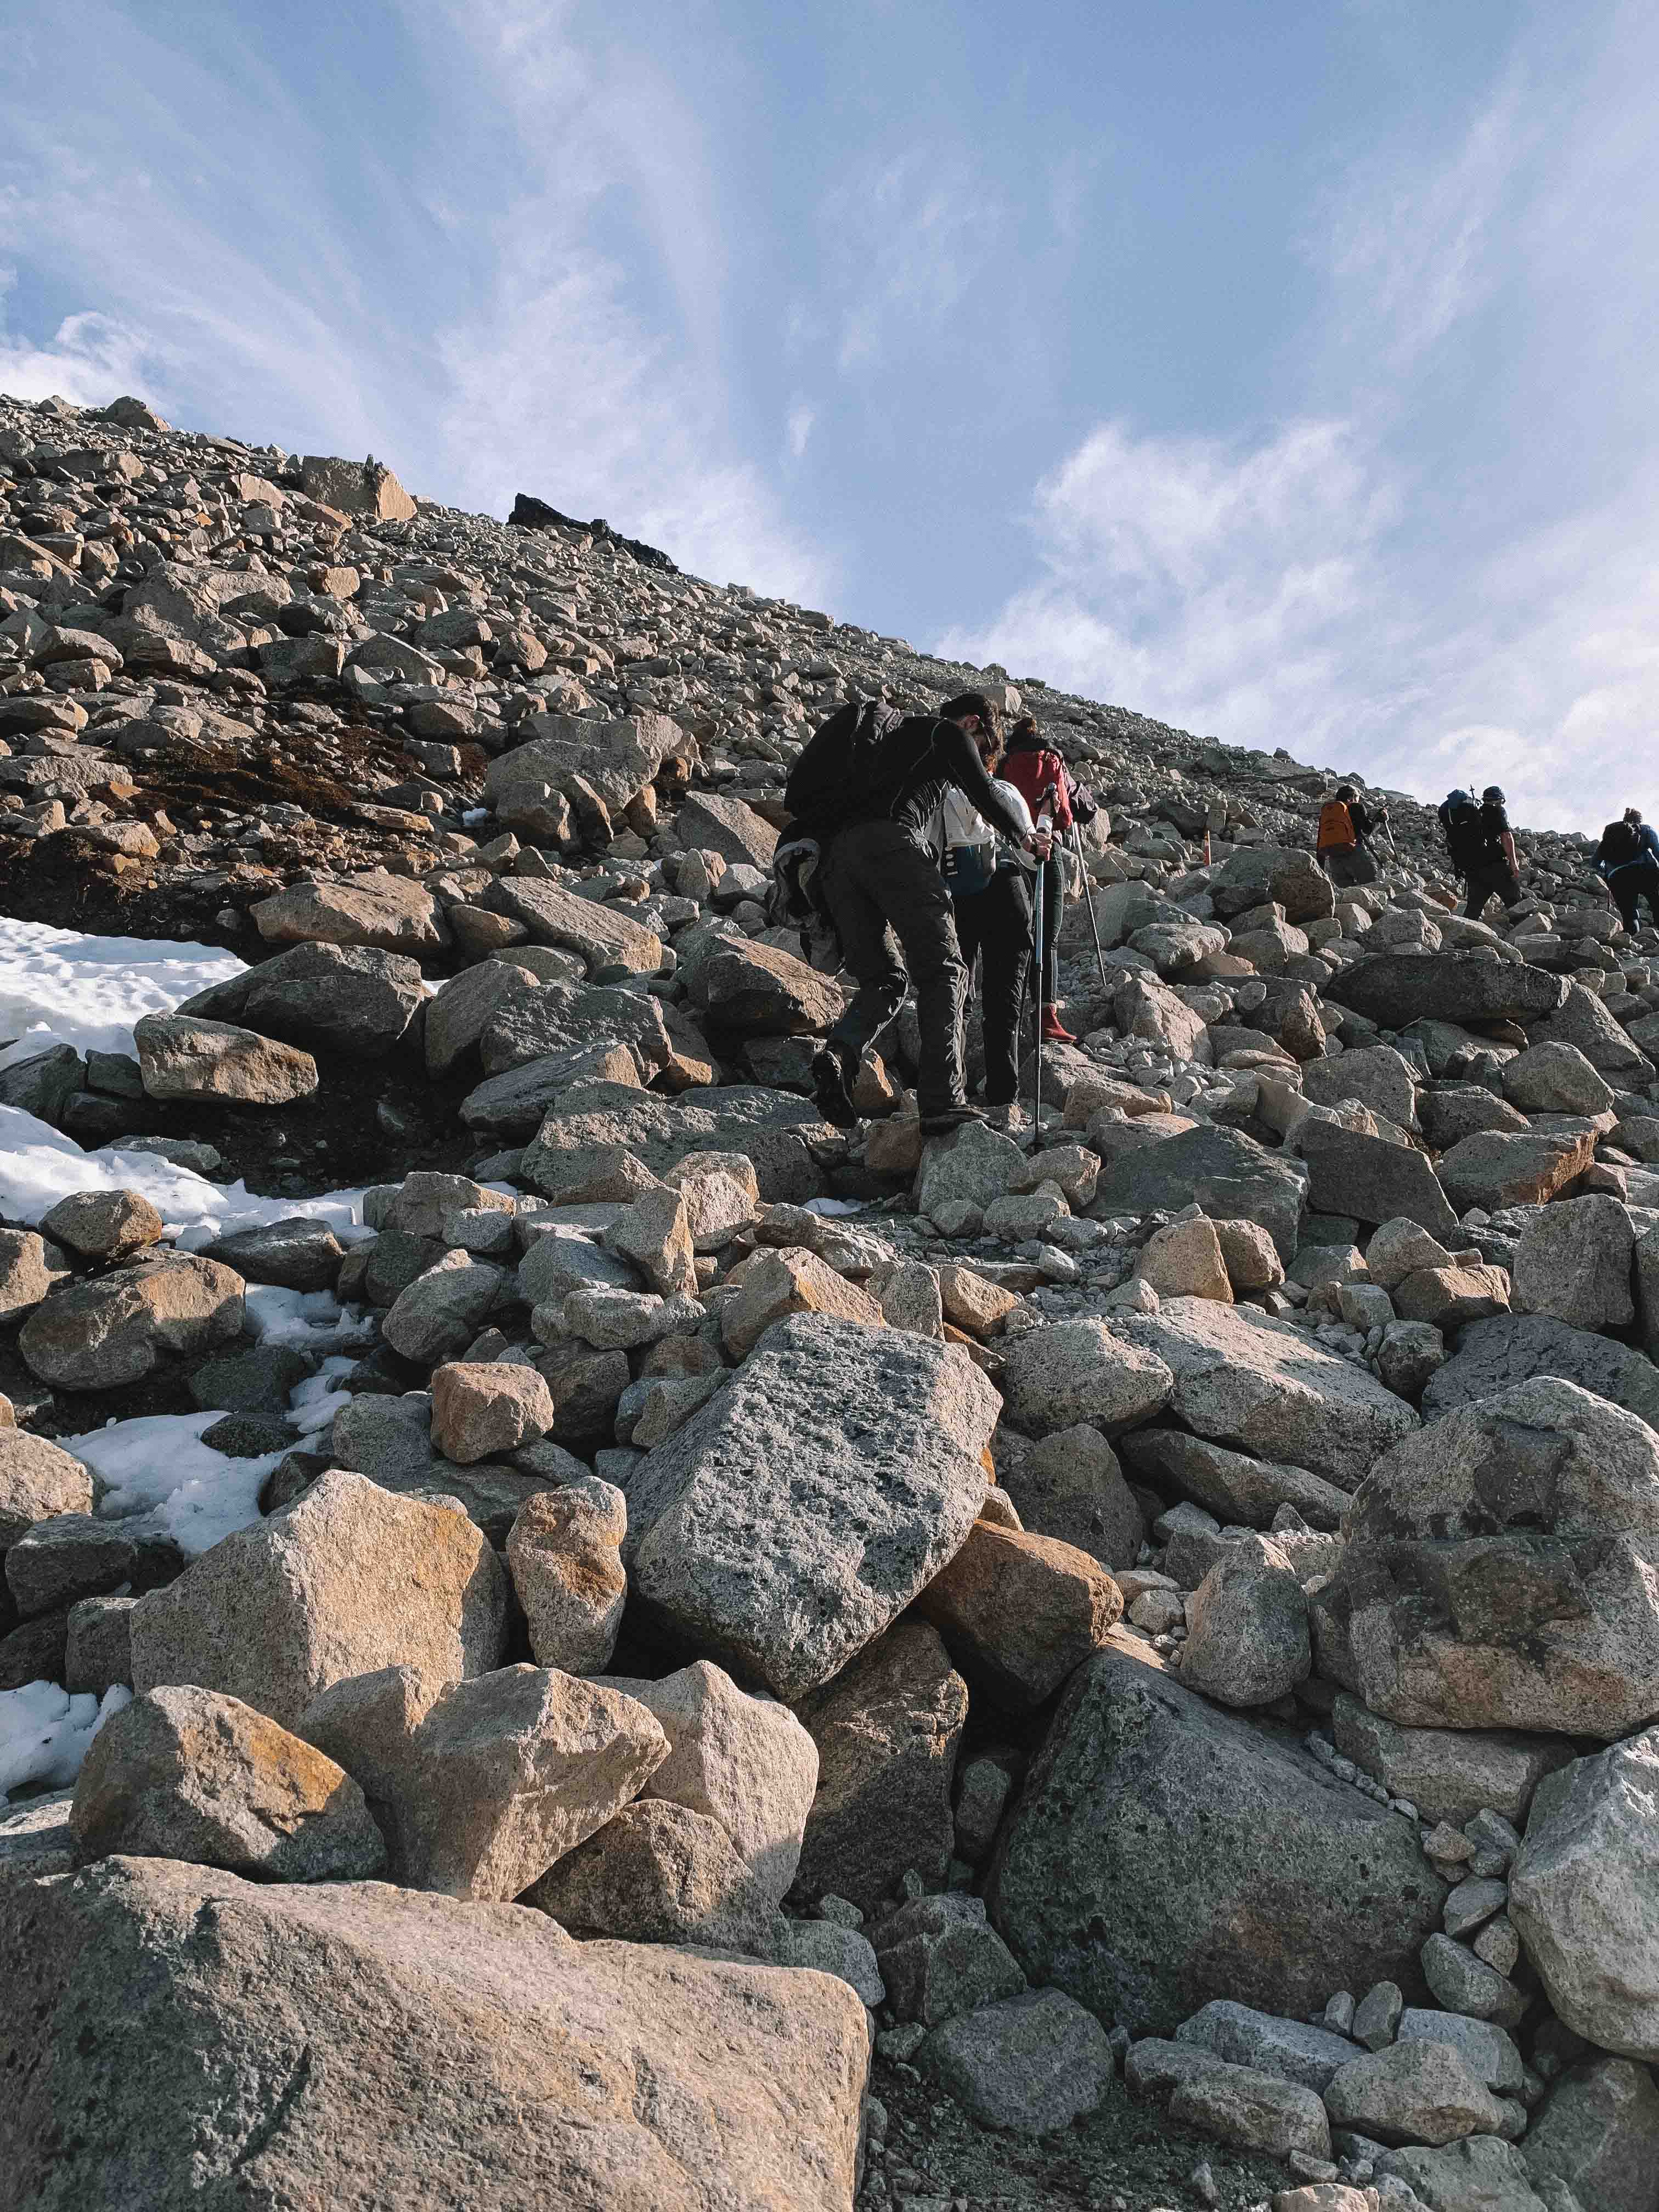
[
  {"left": 1595, "top": 808, "right": 1659, "bottom": 932},
  {"left": 811, "top": 692, "right": 1049, "bottom": 1133}
]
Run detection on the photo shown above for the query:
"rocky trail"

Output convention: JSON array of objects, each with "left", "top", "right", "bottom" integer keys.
[{"left": 1, "top": 387, "right": 1656, "bottom": 2211}]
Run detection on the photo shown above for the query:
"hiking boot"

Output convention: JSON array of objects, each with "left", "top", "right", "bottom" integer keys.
[
  {"left": 811, "top": 1045, "right": 859, "bottom": 1128},
  {"left": 919, "top": 1103, "right": 987, "bottom": 1136},
  {"left": 1041, "top": 1005, "right": 1076, "bottom": 1043}
]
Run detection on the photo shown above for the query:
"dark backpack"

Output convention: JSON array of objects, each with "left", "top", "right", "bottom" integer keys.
[
  {"left": 1439, "top": 794, "right": 1485, "bottom": 870},
  {"left": 784, "top": 699, "right": 907, "bottom": 836},
  {"left": 1601, "top": 819, "right": 1641, "bottom": 867}
]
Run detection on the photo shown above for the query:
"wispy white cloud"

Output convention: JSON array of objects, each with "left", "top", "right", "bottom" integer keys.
[
  {"left": 825, "top": 149, "right": 1007, "bottom": 374},
  {"left": 941, "top": 3, "right": 1659, "bottom": 835},
  {"left": 785, "top": 400, "right": 815, "bottom": 460},
  {"left": 0, "top": 0, "right": 828, "bottom": 601}
]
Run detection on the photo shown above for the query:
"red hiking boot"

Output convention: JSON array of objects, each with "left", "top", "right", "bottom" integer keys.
[{"left": 1041, "top": 1005, "right": 1076, "bottom": 1043}]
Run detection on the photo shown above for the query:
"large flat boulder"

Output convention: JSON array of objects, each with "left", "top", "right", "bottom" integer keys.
[
  {"left": 481, "top": 876, "right": 662, "bottom": 976},
  {"left": 478, "top": 979, "right": 673, "bottom": 1079},
  {"left": 176, "top": 941, "right": 426, "bottom": 1060},
  {"left": 0, "top": 1856, "right": 868, "bottom": 2209},
  {"left": 134, "top": 1014, "right": 318, "bottom": 1104},
  {"left": 129, "top": 1470, "right": 509, "bottom": 1730},
  {"left": 251, "top": 873, "right": 448, "bottom": 955},
  {"left": 1209, "top": 845, "right": 1334, "bottom": 925},
  {"left": 1329, "top": 952, "right": 1564, "bottom": 1029},
  {"left": 1312, "top": 1378, "right": 1659, "bottom": 1737},
  {"left": 1437, "top": 1128, "right": 1599, "bottom": 1214},
  {"left": 1296, "top": 1122, "right": 1460, "bottom": 1239},
  {"left": 487, "top": 710, "right": 683, "bottom": 815},
  {"left": 986, "top": 1638, "right": 1445, "bottom": 2035},
  {"left": 623, "top": 1316, "right": 997, "bottom": 1699},
  {"left": 19, "top": 1254, "right": 244, "bottom": 1391},
  {"left": 518, "top": 1084, "right": 834, "bottom": 1205},
  {"left": 1107, "top": 1297, "right": 1419, "bottom": 1489},
  {"left": 1423, "top": 1312, "right": 1659, "bottom": 1434},
  {"left": 1090, "top": 1126, "right": 1307, "bottom": 1262}
]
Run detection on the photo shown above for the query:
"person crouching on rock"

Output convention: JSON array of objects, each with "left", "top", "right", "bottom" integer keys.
[
  {"left": 812, "top": 692, "right": 1049, "bottom": 1135},
  {"left": 1001, "top": 714, "right": 1075, "bottom": 1041},
  {"left": 938, "top": 721, "right": 1040, "bottom": 1133}
]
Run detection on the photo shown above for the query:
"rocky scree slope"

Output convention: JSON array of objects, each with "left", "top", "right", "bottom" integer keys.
[{"left": 0, "top": 388, "right": 1657, "bottom": 2210}]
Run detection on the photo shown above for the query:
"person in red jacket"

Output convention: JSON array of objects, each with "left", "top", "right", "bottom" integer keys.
[{"left": 1001, "top": 715, "right": 1074, "bottom": 1040}]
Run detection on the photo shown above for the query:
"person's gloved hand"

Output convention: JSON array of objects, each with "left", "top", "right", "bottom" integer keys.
[{"left": 1028, "top": 830, "right": 1053, "bottom": 860}]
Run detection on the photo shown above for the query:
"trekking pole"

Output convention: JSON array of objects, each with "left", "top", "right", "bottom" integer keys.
[
  {"left": 1031, "top": 834, "right": 1047, "bottom": 1131},
  {"left": 1072, "top": 822, "right": 1112, "bottom": 996}
]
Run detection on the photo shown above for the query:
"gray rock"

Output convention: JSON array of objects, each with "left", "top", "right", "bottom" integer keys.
[
  {"left": 986, "top": 1639, "right": 1445, "bottom": 2035},
  {"left": 1210, "top": 844, "right": 1336, "bottom": 924},
  {"left": 1178, "top": 1534, "right": 1311, "bottom": 1707},
  {"left": 178, "top": 940, "right": 426, "bottom": 1060},
  {"left": 69, "top": 1685, "right": 385, "bottom": 1882},
  {"left": 1091, "top": 1125, "right": 1307, "bottom": 1262},
  {"left": 381, "top": 1252, "right": 509, "bottom": 1365},
  {"left": 199, "top": 1216, "right": 346, "bottom": 1291},
  {"left": 1438, "top": 1128, "right": 1598, "bottom": 1215},
  {"left": 1395, "top": 2009, "right": 1526, "bottom": 2095},
  {"left": 1503, "top": 1041, "right": 1616, "bottom": 1116},
  {"left": 784, "top": 1919, "right": 885, "bottom": 2006},
  {"left": 1000, "top": 1318, "right": 1175, "bottom": 1437},
  {"left": 792, "top": 1620, "right": 968, "bottom": 1915},
  {"left": 1109, "top": 1296, "right": 1419, "bottom": 1488},
  {"left": 129, "top": 1470, "right": 509, "bottom": 1730},
  {"left": 1330, "top": 953, "right": 1563, "bottom": 1030},
  {"left": 624, "top": 1316, "right": 997, "bottom": 1699},
  {"left": 1528, "top": 978, "right": 1657, "bottom": 1076},
  {"left": 1381, "top": 2136, "right": 1556, "bottom": 2210},
  {"left": 1119, "top": 1428, "right": 1351, "bottom": 1532},
  {"left": 1420, "top": 1932, "right": 1527, "bottom": 2027},
  {"left": 481, "top": 873, "right": 663, "bottom": 975},
  {"left": 1324, "top": 2038, "right": 1510, "bottom": 2146},
  {"left": 1510, "top": 1195, "right": 1635, "bottom": 1331},
  {"left": 870, "top": 1892, "right": 1026, "bottom": 2025},
  {"left": 1297, "top": 1121, "right": 1461, "bottom": 1240},
  {"left": 917, "top": 1988, "right": 1115, "bottom": 2134},
  {"left": 998, "top": 1423, "right": 1144, "bottom": 1567},
  {"left": 1174, "top": 1999, "right": 1359, "bottom": 2093},
  {"left": 1313, "top": 1378, "right": 1659, "bottom": 1737},
  {"left": 1331, "top": 1695, "right": 1571, "bottom": 1827},
  {"left": 1509, "top": 1728, "right": 1659, "bottom": 2061},
  {"left": 0, "top": 1855, "right": 869, "bottom": 2209},
  {"left": 1167, "top": 2053, "right": 1333, "bottom": 2160},
  {"left": 916, "top": 1119, "right": 1029, "bottom": 1215},
  {"left": 1523, "top": 2055, "right": 1659, "bottom": 2212},
  {"left": 5, "top": 1514, "right": 136, "bottom": 1620},
  {"left": 480, "top": 978, "right": 673, "bottom": 1079},
  {"left": 1423, "top": 1311, "right": 1659, "bottom": 1432},
  {"left": 64, "top": 1594, "right": 136, "bottom": 1696}
]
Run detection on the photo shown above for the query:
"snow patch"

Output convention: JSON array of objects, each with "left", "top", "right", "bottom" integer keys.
[
  {"left": 69, "top": 1411, "right": 290, "bottom": 1557},
  {"left": 0, "top": 1682, "right": 131, "bottom": 1804},
  {"left": 0, "top": 916, "right": 244, "bottom": 1061},
  {"left": 244, "top": 1286, "right": 377, "bottom": 1352}
]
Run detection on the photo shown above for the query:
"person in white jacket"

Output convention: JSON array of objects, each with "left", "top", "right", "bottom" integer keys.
[{"left": 939, "top": 755, "right": 1039, "bottom": 1130}]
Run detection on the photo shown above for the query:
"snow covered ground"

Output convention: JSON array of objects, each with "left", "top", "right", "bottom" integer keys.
[
  {"left": 0, "top": 915, "right": 244, "bottom": 1063},
  {"left": 0, "top": 1683, "right": 131, "bottom": 1802}
]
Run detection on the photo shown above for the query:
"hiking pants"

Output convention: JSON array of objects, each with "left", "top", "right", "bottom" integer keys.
[
  {"left": 1464, "top": 861, "right": 1520, "bottom": 919},
  {"left": 820, "top": 819, "right": 968, "bottom": 1115},
  {"left": 1610, "top": 861, "right": 1659, "bottom": 931},
  {"left": 953, "top": 867, "right": 1034, "bottom": 1108},
  {"left": 1036, "top": 851, "right": 1065, "bottom": 1003},
  {"left": 1322, "top": 845, "right": 1378, "bottom": 888}
]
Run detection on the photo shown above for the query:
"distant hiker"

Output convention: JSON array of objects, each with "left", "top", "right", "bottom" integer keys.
[
  {"left": 787, "top": 691, "right": 1048, "bottom": 1133},
  {"left": 939, "top": 724, "right": 1037, "bottom": 1131},
  {"left": 1001, "top": 715, "right": 1074, "bottom": 1041},
  {"left": 1316, "top": 783, "right": 1381, "bottom": 887},
  {"left": 1441, "top": 785, "right": 1520, "bottom": 919},
  {"left": 1595, "top": 806, "right": 1659, "bottom": 932}
]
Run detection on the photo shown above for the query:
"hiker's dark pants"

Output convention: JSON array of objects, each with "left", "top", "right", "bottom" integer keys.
[
  {"left": 1036, "top": 851, "right": 1064, "bottom": 1002},
  {"left": 820, "top": 819, "right": 968, "bottom": 1115},
  {"left": 1463, "top": 862, "right": 1521, "bottom": 919},
  {"left": 953, "top": 867, "right": 1033, "bottom": 1108},
  {"left": 1321, "top": 845, "right": 1379, "bottom": 888},
  {"left": 1609, "top": 861, "right": 1659, "bottom": 931}
]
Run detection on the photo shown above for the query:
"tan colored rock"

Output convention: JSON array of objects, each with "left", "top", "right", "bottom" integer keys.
[
  {"left": 506, "top": 1480, "right": 628, "bottom": 1675},
  {"left": 430, "top": 1361, "right": 555, "bottom": 1463},
  {"left": 605, "top": 1184, "right": 697, "bottom": 1297},
  {"left": 301, "top": 1661, "right": 667, "bottom": 1901},
  {"left": 484, "top": 874, "right": 663, "bottom": 976},
  {"left": 70, "top": 1684, "right": 385, "bottom": 1881},
  {"left": 0, "top": 1432, "right": 93, "bottom": 1548},
  {"left": 300, "top": 452, "right": 417, "bottom": 519},
  {"left": 0, "top": 1855, "right": 871, "bottom": 2210},
  {"left": 1136, "top": 1216, "right": 1234, "bottom": 1302},
  {"left": 722, "top": 1245, "right": 884, "bottom": 1361},
  {"left": 1179, "top": 1535, "right": 1311, "bottom": 1708},
  {"left": 38, "top": 1190, "right": 162, "bottom": 1262},
  {"left": 252, "top": 872, "right": 448, "bottom": 953},
  {"left": 19, "top": 1254, "right": 244, "bottom": 1390},
  {"left": 1212, "top": 1217, "right": 1284, "bottom": 1291},
  {"left": 938, "top": 1262, "right": 1019, "bottom": 1336},
  {"left": 916, "top": 1521, "right": 1122, "bottom": 1711},
  {"left": 130, "top": 1470, "right": 509, "bottom": 1729},
  {"left": 134, "top": 1014, "right": 318, "bottom": 1103},
  {"left": 527, "top": 1797, "right": 777, "bottom": 1951}
]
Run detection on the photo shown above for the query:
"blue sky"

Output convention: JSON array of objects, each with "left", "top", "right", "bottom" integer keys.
[{"left": 2, "top": 1, "right": 1656, "bottom": 831}]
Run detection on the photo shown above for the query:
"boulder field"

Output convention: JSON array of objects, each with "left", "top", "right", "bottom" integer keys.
[{"left": 2, "top": 388, "right": 1657, "bottom": 2209}]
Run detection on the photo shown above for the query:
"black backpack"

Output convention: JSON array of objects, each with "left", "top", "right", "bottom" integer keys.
[
  {"left": 784, "top": 698, "right": 907, "bottom": 836},
  {"left": 1439, "top": 793, "right": 1485, "bottom": 870},
  {"left": 1601, "top": 819, "right": 1641, "bottom": 867}
]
